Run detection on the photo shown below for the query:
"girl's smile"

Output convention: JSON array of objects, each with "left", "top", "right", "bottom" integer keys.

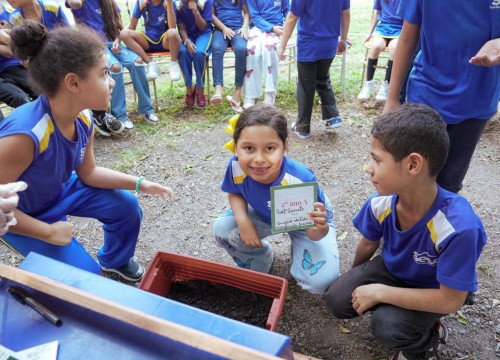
[{"left": 235, "top": 125, "right": 288, "bottom": 184}]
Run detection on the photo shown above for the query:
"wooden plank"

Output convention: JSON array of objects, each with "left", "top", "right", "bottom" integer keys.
[{"left": 0, "top": 264, "right": 282, "bottom": 360}]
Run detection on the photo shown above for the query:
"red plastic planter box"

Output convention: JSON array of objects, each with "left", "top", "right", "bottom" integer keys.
[{"left": 139, "top": 251, "right": 288, "bottom": 331}]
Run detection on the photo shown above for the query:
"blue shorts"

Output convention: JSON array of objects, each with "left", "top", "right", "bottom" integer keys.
[{"left": 142, "top": 32, "right": 168, "bottom": 52}]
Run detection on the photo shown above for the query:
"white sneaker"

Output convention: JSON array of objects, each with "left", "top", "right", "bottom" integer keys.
[
  {"left": 376, "top": 80, "right": 389, "bottom": 102},
  {"left": 142, "top": 113, "right": 159, "bottom": 124},
  {"left": 358, "top": 80, "right": 374, "bottom": 100},
  {"left": 146, "top": 61, "right": 160, "bottom": 81},
  {"left": 123, "top": 120, "right": 135, "bottom": 130},
  {"left": 263, "top": 91, "right": 276, "bottom": 106},
  {"left": 243, "top": 97, "right": 255, "bottom": 110},
  {"left": 169, "top": 60, "right": 181, "bottom": 81}
]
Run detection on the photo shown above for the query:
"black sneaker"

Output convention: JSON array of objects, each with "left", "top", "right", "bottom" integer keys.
[
  {"left": 99, "top": 258, "right": 145, "bottom": 282},
  {"left": 93, "top": 112, "right": 125, "bottom": 136},
  {"left": 391, "top": 321, "right": 448, "bottom": 360}
]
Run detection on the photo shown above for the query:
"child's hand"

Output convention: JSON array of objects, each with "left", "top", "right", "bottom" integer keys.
[
  {"left": 351, "top": 283, "right": 386, "bottom": 315},
  {"left": 238, "top": 218, "right": 263, "bottom": 248},
  {"left": 47, "top": 221, "right": 75, "bottom": 246},
  {"left": 185, "top": 39, "right": 197, "bottom": 53},
  {"left": 139, "top": 180, "right": 174, "bottom": 202},
  {"left": 223, "top": 26, "right": 235, "bottom": 40},
  {"left": 187, "top": 1, "right": 198, "bottom": 14},
  {"left": 272, "top": 26, "right": 283, "bottom": 36},
  {"left": 238, "top": 25, "right": 248, "bottom": 40},
  {"left": 307, "top": 202, "right": 329, "bottom": 231},
  {"left": 111, "top": 40, "right": 120, "bottom": 54},
  {"left": 363, "top": 34, "right": 371, "bottom": 44},
  {"left": 277, "top": 47, "right": 285, "bottom": 61}
]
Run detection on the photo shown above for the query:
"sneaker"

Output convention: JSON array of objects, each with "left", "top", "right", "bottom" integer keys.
[
  {"left": 169, "top": 60, "right": 181, "bottom": 81},
  {"left": 376, "top": 80, "right": 389, "bottom": 102},
  {"left": 263, "top": 91, "right": 276, "bottom": 105},
  {"left": 99, "top": 258, "right": 145, "bottom": 282},
  {"left": 358, "top": 80, "right": 374, "bottom": 100},
  {"left": 291, "top": 122, "right": 310, "bottom": 139},
  {"left": 94, "top": 112, "right": 125, "bottom": 136},
  {"left": 146, "top": 61, "right": 160, "bottom": 81},
  {"left": 325, "top": 116, "right": 342, "bottom": 131},
  {"left": 243, "top": 96, "right": 255, "bottom": 110},
  {"left": 142, "top": 113, "right": 159, "bottom": 124},
  {"left": 123, "top": 120, "right": 135, "bottom": 130},
  {"left": 391, "top": 322, "right": 448, "bottom": 360},
  {"left": 195, "top": 93, "right": 207, "bottom": 109}
]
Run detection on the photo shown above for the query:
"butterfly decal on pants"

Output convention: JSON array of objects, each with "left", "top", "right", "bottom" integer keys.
[
  {"left": 233, "top": 256, "right": 253, "bottom": 269},
  {"left": 302, "top": 249, "right": 326, "bottom": 276}
]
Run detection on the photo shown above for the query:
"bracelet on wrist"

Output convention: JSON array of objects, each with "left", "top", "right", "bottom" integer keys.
[
  {"left": 135, "top": 176, "right": 145, "bottom": 195},
  {"left": 184, "top": 39, "right": 190, "bottom": 46}
]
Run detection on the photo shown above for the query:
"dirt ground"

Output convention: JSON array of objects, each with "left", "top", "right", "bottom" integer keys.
[{"left": 1, "top": 99, "right": 498, "bottom": 359}]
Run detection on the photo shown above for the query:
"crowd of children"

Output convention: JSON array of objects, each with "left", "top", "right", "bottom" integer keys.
[{"left": 0, "top": 0, "right": 498, "bottom": 359}]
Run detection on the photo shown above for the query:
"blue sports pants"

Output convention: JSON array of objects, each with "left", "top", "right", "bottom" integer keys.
[
  {"left": 0, "top": 174, "right": 143, "bottom": 274},
  {"left": 213, "top": 196, "right": 339, "bottom": 295}
]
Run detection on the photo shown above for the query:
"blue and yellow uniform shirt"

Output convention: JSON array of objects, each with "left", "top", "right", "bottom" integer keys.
[
  {"left": 174, "top": 0, "right": 212, "bottom": 36},
  {"left": 221, "top": 156, "right": 332, "bottom": 226},
  {"left": 9, "top": 0, "right": 70, "bottom": 29},
  {"left": 353, "top": 187, "right": 487, "bottom": 292},
  {"left": 0, "top": 95, "right": 93, "bottom": 216},
  {"left": 132, "top": 0, "right": 169, "bottom": 42}
]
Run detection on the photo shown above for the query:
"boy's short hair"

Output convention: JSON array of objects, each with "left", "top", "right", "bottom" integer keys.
[{"left": 372, "top": 104, "right": 449, "bottom": 177}]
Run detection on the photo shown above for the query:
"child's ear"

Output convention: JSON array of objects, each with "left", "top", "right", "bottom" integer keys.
[
  {"left": 407, "top": 153, "right": 425, "bottom": 175},
  {"left": 64, "top": 73, "right": 80, "bottom": 94}
]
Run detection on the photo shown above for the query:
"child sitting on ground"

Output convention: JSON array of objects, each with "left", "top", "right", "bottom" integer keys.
[
  {"left": 120, "top": 0, "right": 182, "bottom": 81},
  {"left": 324, "top": 104, "right": 487, "bottom": 359},
  {"left": 213, "top": 104, "right": 340, "bottom": 295}
]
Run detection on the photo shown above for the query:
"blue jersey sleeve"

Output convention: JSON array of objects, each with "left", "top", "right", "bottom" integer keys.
[
  {"left": 132, "top": 0, "right": 142, "bottom": 20},
  {"left": 220, "top": 157, "right": 242, "bottom": 195},
  {"left": 281, "top": 0, "right": 289, "bottom": 20},
  {"left": 247, "top": 0, "right": 272, "bottom": 32},
  {"left": 353, "top": 195, "right": 384, "bottom": 241},
  {"left": 436, "top": 217, "right": 487, "bottom": 292},
  {"left": 398, "top": 0, "right": 421, "bottom": 25},
  {"left": 201, "top": 0, "right": 212, "bottom": 22}
]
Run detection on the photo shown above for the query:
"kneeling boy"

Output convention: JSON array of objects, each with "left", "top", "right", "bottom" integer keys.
[{"left": 325, "top": 104, "right": 487, "bottom": 360}]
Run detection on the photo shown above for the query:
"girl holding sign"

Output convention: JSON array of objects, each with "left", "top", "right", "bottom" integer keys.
[{"left": 213, "top": 104, "right": 339, "bottom": 295}]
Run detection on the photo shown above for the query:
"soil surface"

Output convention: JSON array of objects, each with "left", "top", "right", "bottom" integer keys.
[
  {"left": 1, "top": 100, "right": 498, "bottom": 359},
  {"left": 168, "top": 280, "right": 273, "bottom": 328}
]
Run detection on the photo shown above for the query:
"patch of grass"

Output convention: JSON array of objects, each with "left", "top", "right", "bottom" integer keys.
[
  {"left": 477, "top": 263, "right": 495, "bottom": 277},
  {"left": 113, "top": 147, "right": 148, "bottom": 172}
]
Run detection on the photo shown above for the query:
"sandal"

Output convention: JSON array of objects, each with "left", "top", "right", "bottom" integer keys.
[
  {"left": 210, "top": 94, "right": 222, "bottom": 106},
  {"left": 226, "top": 95, "right": 243, "bottom": 113}
]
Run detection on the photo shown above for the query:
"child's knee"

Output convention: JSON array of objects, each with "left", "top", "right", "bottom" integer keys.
[
  {"left": 371, "top": 311, "right": 404, "bottom": 347},
  {"left": 114, "top": 190, "right": 142, "bottom": 223},
  {"left": 110, "top": 63, "right": 122, "bottom": 74},
  {"left": 120, "top": 28, "right": 131, "bottom": 40}
]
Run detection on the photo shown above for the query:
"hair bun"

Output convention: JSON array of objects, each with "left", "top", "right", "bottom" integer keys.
[{"left": 10, "top": 20, "right": 49, "bottom": 61}]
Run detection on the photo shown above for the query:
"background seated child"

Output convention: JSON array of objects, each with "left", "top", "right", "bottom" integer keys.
[
  {"left": 175, "top": 0, "right": 213, "bottom": 109},
  {"left": 242, "top": 0, "right": 289, "bottom": 109},
  {"left": 357, "top": 0, "right": 403, "bottom": 102},
  {"left": 0, "top": 5, "right": 36, "bottom": 122},
  {"left": 120, "top": 0, "right": 182, "bottom": 81},
  {"left": 67, "top": 0, "right": 159, "bottom": 130},
  {"left": 324, "top": 104, "right": 487, "bottom": 359},
  {"left": 213, "top": 104, "right": 339, "bottom": 295},
  {"left": 0, "top": 21, "right": 174, "bottom": 281},
  {"left": 210, "top": 0, "right": 249, "bottom": 111}
]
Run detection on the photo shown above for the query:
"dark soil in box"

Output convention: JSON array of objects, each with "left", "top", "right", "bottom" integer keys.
[{"left": 167, "top": 280, "right": 274, "bottom": 328}]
